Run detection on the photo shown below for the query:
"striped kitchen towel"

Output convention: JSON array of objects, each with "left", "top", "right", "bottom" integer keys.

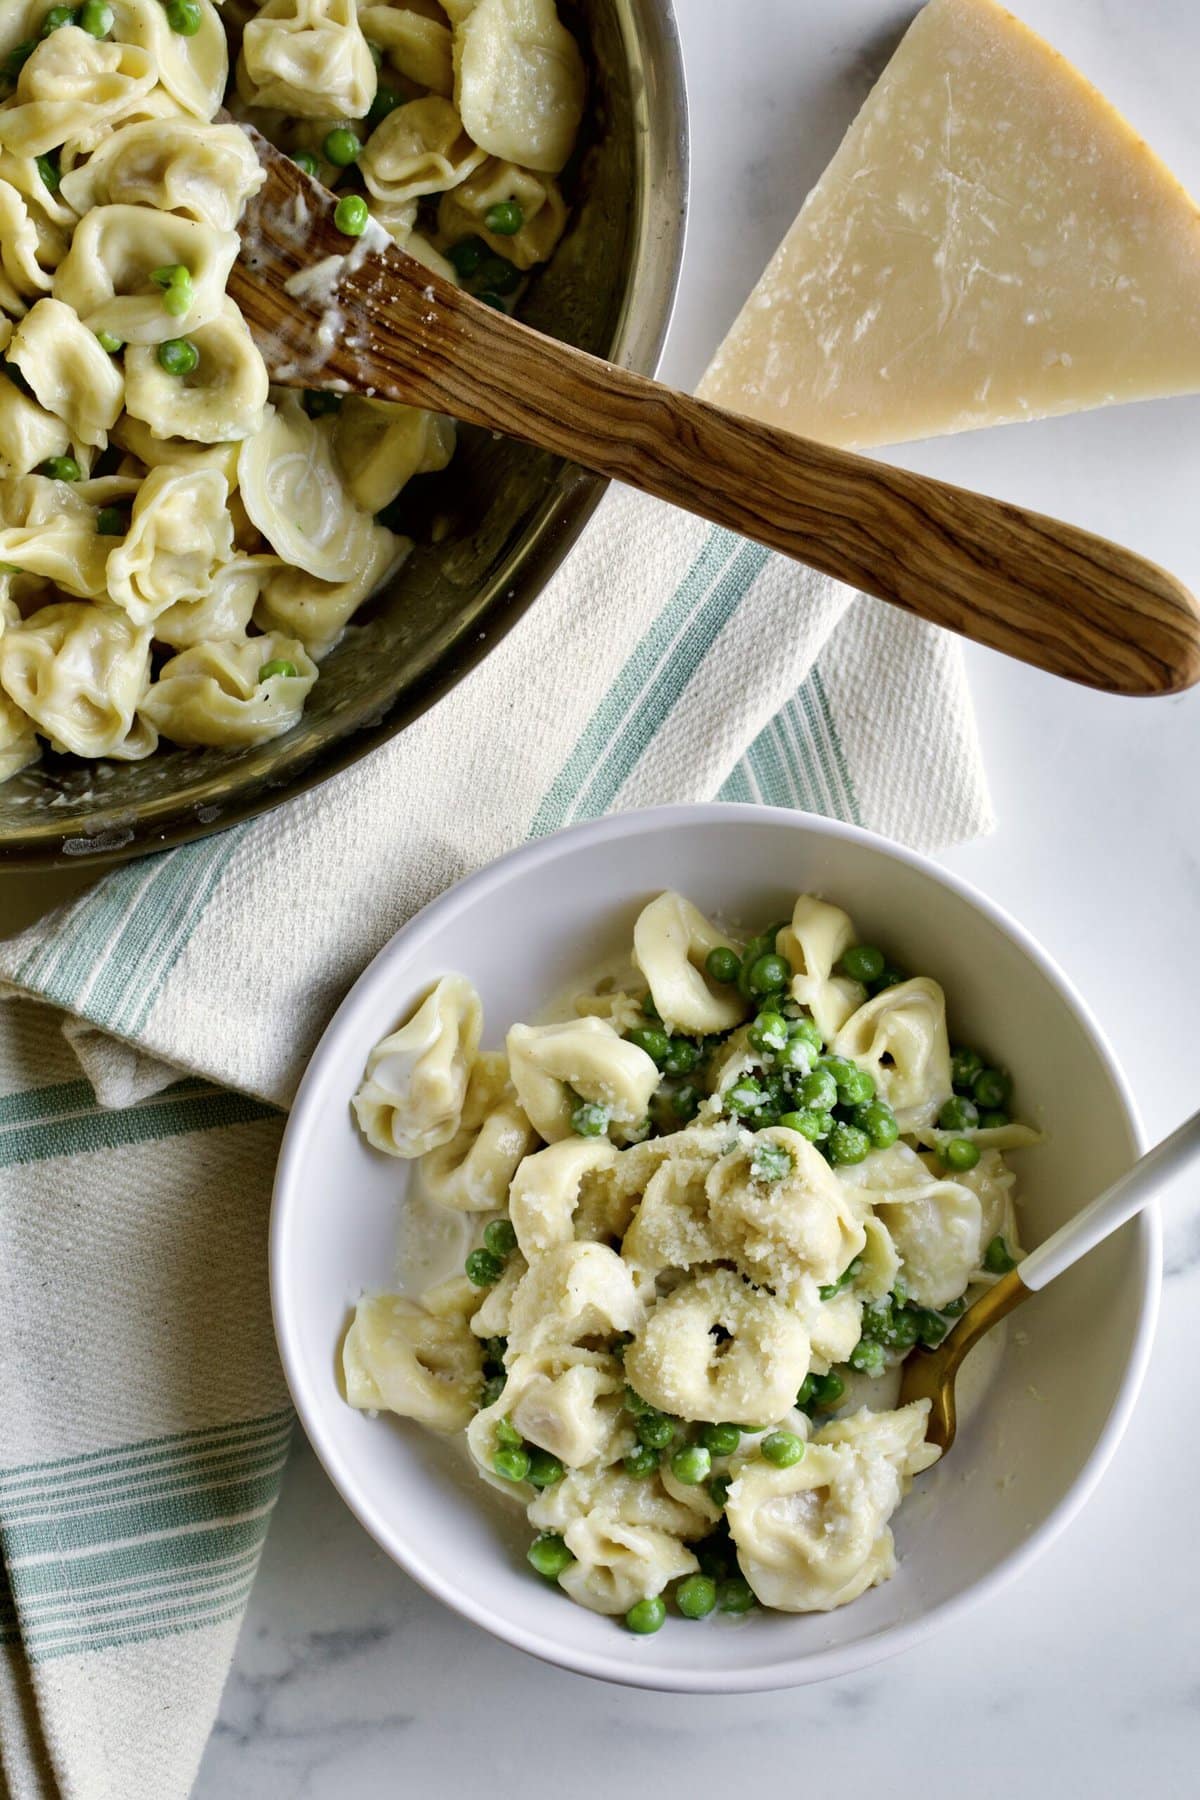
[{"left": 0, "top": 484, "right": 992, "bottom": 1800}]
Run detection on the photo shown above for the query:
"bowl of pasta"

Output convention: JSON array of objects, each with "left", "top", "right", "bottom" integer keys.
[
  {"left": 0, "top": 0, "right": 686, "bottom": 864},
  {"left": 271, "top": 804, "right": 1156, "bottom": 1691}
]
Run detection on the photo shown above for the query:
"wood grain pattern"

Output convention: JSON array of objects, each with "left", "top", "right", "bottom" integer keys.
[{"left": 227, "top": 129, "right": 1200, "bottom": 698}]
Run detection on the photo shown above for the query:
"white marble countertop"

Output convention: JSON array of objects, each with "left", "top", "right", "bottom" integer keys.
[{"left": 5, "top": 1, "right": 1199, "bottom": 1793}]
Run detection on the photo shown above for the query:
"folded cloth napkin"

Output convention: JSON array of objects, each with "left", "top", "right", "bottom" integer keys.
[{"left": 0, "top": 485, "right": 992, "bottom": 1800}]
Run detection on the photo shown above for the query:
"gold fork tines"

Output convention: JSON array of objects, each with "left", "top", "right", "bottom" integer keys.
[{"left": 898, "top": 1269, "right": 1031, "bottom": 1453}]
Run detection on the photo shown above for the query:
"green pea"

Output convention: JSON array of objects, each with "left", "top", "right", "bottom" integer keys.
[
  {"left": 292, "top": 150, "right": 320, "bottom": 177},
  {"left": 623, "top": 1444, "right": 659, "bottom": 1478},
  {"left": 707, "top": 1474, "right": 732, "bottom": 1508},
  {"left": 323, "top": 127, "right": 362, "bottom": 168},
  {"left": 156, "top": 337, "right": 199, "bottom": 376},
  {"left": 696, "top": 1532, "right": 733, "bottom": 1578},
  {"left": 164, "top": 283, "right": 194, "bottom": 319},
  {"left": 951, "top": 1047, "right": 984, "bottom": 1092},
  {"left": 938, "top": 1095, "right": 979, "bottom": 1132},
  {"left": 2, "top": 42, "right": 35, "bottom": 89},
  {"left": 942, "top": 1296, "right": 968, "bottom": 1317},
  {"left": 492, "top": 1446, "right": 531, "bottom": 1483},
  {"left": 870, "top": 966, "right": 907, "bottom": 994},
  {"left": 482, "top": 1335, "right": 507, "bottom": 1369},
  {"left": 943, "top": 1136, "right": 980, "bottom": 1172},
  {"left": 978, "top": 1109, "right": 1010, "bottom": 1130},
  {"left": 493, "top": 1415, "right": 522, "bottom": 1449},
  {"left": 777, "top": 1108, "right": 827, "bottom": 1142},
  {"left": 483, "top": 1217, "right": 517, "bottom": 1257},
  {"left": 627, "top": 1024, "right": 670, "bottom": 1064},
  {"left": 77, "top": 1, "right": 113, "bottom": 37},
  {"left": 297, "top": 389, "right": 341, "bottom": 420},
  {"left": 151, "top": 265, "right": 191, "bottom": 295},
  {"left": 812, "top": 1370, "right": 844, "bottom": 1410},
  {"left": 95, "top": 330, "right": 123, "bottom": 354},
  {"left": 853, "top": 1100, "right": 898, "bottom": 1149},
  {"left": 37, "top": 455, "right": 81, "bottom": 482},
  {"left": 334, "top": 193, "right": 369, "bottom": 236},
  {"left": 671, "top": 1083, "right": 700, "bottom": 1123},
  {"left": 818, "top": 1253, "right": 863, "bottom": 1302},
  {"left": 818, "top": 1054, "right": 856, "bottom": 1089},
  {"left": 527, "top": 1532, "right": 573, "bottom": 1578},
  {"left": 775, "top": 1038, "right": 811, "bottom": 1076},
  {"left": 747, "top": 951, "right": 790, "bottom": 997},
  {"left": 751, "top": 1142, "right": 794, "bottom": 1187},
  {"left": 367, "top": 84, "right": 403, "bottom": 129},
  {"left": 449, "top": 235, "right": 488, "bottom": 279},
  {"left": 465, "top": 1246, "right": 502, "bottom": 1287},
  {"left": 623, "top": 1385, "right": 653, "bottom": 1416},
  {"left": 887, "top": 1308, "right": 921, "bottom": 1351},
  {"left": 636, "top": 1411, "right": 675, "bottom": 1450},
  {"left": 913, "top": 1308, "right": 950, "bottom": 1348},
  {"left": 485, "top": 200, "right": 524, "bottom": 236},
  {"left": 625, "top": 1596, "right": 666, "bottom": 1634},
  {"left": 724, "top": 1077, "right": 766, "bottom": 1115},
  {"left": 973, "top": 1067, "right": 1012, "bottom": 1110},
  {"left": 527, "top": 1448, "right": 565, "bottom": 1489},
  {"left": 670, "top": 1444, "right": 711, "bottom": 1485},
  {"left": 849, "top": 1338, "right": 886, "bottom": 1375},
  {"left": 36, "top": 152, "right": 59, "bottom": 194},
  {"left": 748, "top": 1011, "right": 788, "bottom": 1054},
  {"left": 760, "top": 1431, "right": 804, "bottom": 1469},
  {"left": 699, "top": 1422, "right": 740, "bottom": 1457},
  {"left": 839, "top": 944, "right": 885, "bottom": 984},
  {"left": 787, "top": 1015, "right": 823, "bottom": 1049},
  {"left": 480, "top": 1372, "right": 506, "bottom": 1407},
  {"left": 570, "top": 1098, "right": 609, "bottom": 1137},
  {"left": 705, "top": 946, "right": 740, "bottom": 985},
  {"left": 258, "top": 658, "right": 298, "bottom": 681},
  {"left": 165, "top": 0, "right": 202, "bottom": 33},
  {"left": 662, "top": 1037, "right": 699, "bottom": 1076},
  {"left": 716, "top": 1576, "right": 756, "bottom": 1615},
  {"left": 96, "top": 506, "right": 128, "bottom": 536},
  {"left": 40, "top": 6, "right": 76, "bottom": 34},
  {"left": 476, "top": 253, "right": 520, "bottom": 295},
  {"left": 827, "top": 1122, "right": 870, "bottom": 1166},
  {"left": 983, "top": 1234, "right": 1017, "bottom": 1274},
  {"left": 675, "top": 1573, "right": 717, "bottom": 1619},
  {"left": 796, "top": 1067, "right": 837, "bottom": 1111},
  {"left": 838, "top": 1066, "right": 875, "bottom": 1106},
  {"left": 795, "top": 1374, "right": 818, "bottom": 1411}
]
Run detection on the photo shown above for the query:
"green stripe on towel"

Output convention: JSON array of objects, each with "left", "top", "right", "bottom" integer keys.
[{"left": 1, "top": 1410, "right": 292, "bottom": 1663}]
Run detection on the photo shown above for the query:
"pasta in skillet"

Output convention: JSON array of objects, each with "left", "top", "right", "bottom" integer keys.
[
  {"left": 0, "top": 0, "right": 584, "bottom": 772},
  {"left": 343, "top": 891, "right": 1040, "bottom": 1632}
]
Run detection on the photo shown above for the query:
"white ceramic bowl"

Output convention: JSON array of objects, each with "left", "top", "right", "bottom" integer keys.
[{"left": 271, "top": 805, "right": 1157, "bottom": 1692}]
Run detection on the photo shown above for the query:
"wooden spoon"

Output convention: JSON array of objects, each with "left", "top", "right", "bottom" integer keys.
[
  {"left": 226, "top": 129, "right": 1200, "bottom": 698},
  {"left": 900, "top": 1106, "right": 1200, "bottom": 1452}
]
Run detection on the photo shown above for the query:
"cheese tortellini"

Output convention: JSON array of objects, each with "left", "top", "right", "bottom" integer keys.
[
  {"left": 343, "top": 891, "right": 1036, "bottom": 1631},
  {"left": 0, "top": 0, "right": 582, "bottom": 783}
]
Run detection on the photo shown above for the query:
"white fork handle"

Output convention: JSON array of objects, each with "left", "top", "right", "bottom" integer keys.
[{"left": 1019, "top": 1107, "right": 1200, "bottom": 1292}]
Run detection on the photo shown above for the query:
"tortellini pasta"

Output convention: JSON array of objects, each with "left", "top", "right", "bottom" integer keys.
[
  {"left": 453, "top": 0, "right": 586, "bottom": 174},
  {"left": 350, "top": 973, "right": 1030, "bottom": 1628},
  {"left": 352, "top": 974, "right": 483, "bottom": 1158},
  {"left": 239, "top": 0, "right": 376, "bottom": 119},
  {"left": 0, "top": 601, "right": 151, "bottom": 758},
  {"left": 343, "top": 1281, "right": 483, "bottom": 1431},
  {"left": 0, "top": 0, "right": 580, "bottom": 781},
  {"left": 726, "top": 1403, "right": 940, "bottom": 1612},
  {"left": 506, "top": 1016, "right": 660, "bottom": 1143},
  {"left": 7, "top": 299, "right": 124, "bottom": 449},
  {"left": 624, "top": 1267, "right": 812, "bottom": 1425},
  {"left": 632, "top": 891, "right": 748, "bottom": 1036},
  {"left": 833, "top": 977, "right": 954, "bottom": 1130},
  {"left": 138, "top": 631, "right": 317, "bottom": 748}
]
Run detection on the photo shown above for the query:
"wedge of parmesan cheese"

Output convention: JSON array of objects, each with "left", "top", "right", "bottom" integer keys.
[{"left": 699, "top": 0, "right": 1200, "bottom": 449}]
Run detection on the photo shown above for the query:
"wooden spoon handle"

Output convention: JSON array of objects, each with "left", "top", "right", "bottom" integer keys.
[
  {"left": 393, "top": 300, "right": 1200, "bottom": 696},
  {"left": 228, "top": 142, "right": 1200, "bottom": 698}
]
